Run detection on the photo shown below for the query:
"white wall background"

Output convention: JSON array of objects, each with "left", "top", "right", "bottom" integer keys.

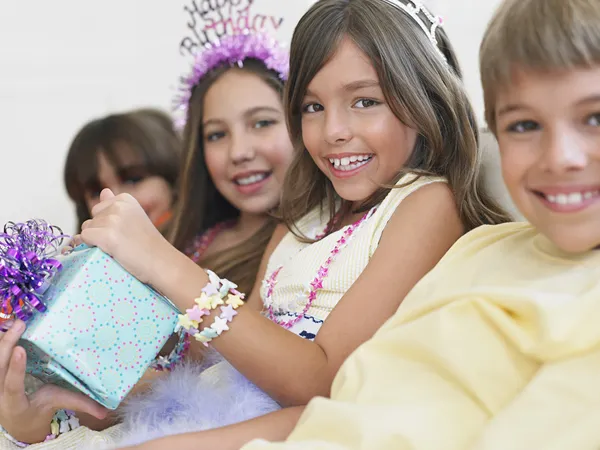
[{"left": 0, "top": 0, "right": 501, "bottom": 234}]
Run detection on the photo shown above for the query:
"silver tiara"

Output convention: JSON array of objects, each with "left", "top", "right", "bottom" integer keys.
[{"left": 381, "top": 0, "right": 447, "bottom": 64}]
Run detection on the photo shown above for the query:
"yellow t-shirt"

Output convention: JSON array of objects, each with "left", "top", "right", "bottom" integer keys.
[{"left": 244, "top": 222, "right": 600, "bottom": 450}]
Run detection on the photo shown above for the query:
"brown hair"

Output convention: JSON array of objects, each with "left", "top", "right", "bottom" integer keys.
[
  {"left": 280, "top": 0, "right": 511, "bottom": 239},
  {"left": 64, "top": 109, "right": 181, "bottom": 230},
  {"left": 169, "top": 60, "right": 284, "bottom": 295},
  {"left": 480, "top": 0, "right": 600, "bottom": 134}
]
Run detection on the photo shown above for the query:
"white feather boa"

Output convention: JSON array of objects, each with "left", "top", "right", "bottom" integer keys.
[{"left": 109, "top": 353, "right": 280, "bottom": 448}]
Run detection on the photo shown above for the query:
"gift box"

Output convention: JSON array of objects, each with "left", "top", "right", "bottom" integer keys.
[{"left": 0, "top": 221, "right": 180, "bottom": 409}]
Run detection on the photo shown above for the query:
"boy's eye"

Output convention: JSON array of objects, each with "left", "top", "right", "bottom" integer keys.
[
  {"left": 506, "top": 120, "right": 540, "bottom": 133},
  {"left": 353, "top": 99, "right": 379, "bottom": 109},
  {"left": 302, "top": 103, "right": 324, "bottom": 114}
]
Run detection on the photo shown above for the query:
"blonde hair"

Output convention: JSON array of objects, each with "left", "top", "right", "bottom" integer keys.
[
  {"left": 280, "top": 0, "right": 510, "bottom": 240},
  {"left": 480, "top": 0, "right": 600, "bottom": 134},
  {"left": 169, "top": 60, "right": 284, "bottom": 295}
]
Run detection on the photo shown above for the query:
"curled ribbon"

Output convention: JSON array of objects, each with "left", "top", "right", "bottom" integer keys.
[{"left": 0, "top": 220, "right": 67, "bottom": 331}]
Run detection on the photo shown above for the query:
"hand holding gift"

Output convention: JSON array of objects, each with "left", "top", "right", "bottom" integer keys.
[
  {"left": 77, "top": 188, "right": 176, "bottom": 285},
  {"left": 0, "top": 219, "right": 180, "bottom": 412},
  {"left": 0, "top": 320, "right": 108, "bottom": 444}
]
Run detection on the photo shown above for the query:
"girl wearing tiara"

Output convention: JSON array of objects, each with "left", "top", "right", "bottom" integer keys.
[
  {"left": 0, "top": 0, "right": 509, "bottom": 448},
  {"left": 0, "top": 32, "right": 294, "bottom": 449}
]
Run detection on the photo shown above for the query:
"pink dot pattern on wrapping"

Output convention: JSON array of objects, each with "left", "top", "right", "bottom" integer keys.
[{"left": 21, "top": 249, "right": 179, "bottom": 408}]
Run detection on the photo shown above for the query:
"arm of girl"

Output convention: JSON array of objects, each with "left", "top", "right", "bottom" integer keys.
[
  {"left": 116, "top": 406, "right": 306, "bottom": 450},
  {"left": 80, "top": 185, "right": 462, "bottom": 406}
]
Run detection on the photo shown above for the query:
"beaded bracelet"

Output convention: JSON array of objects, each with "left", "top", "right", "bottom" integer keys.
[
  {"left": 0, "top": 409, "right": 79, "bottom": 447},
  {"left": 175, "top": 270, "right": 244, "bottom": 346},
  {"left": 150, "top": 329, "right": 190, "bottom": 372}
]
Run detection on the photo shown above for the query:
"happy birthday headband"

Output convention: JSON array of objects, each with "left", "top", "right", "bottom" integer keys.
[
  {"left": 381, "top": 0, "right": 447, "bottom": 64},
  {"left": 174, "top": 31, "right": 289, "bottom": 128}
]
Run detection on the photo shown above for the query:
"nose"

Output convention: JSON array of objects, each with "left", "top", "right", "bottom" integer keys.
[
  {"left": 539, "top": 127, "right": 588, "bottom": 173},
  {"left": 229, "top": 128, "right": 255, "bottom": 165},
  {"left": 324, "top": 108, "right": 352, "bottom": 146}
]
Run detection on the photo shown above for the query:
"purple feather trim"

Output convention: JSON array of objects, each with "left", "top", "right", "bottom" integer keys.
[
  {"left": 173, "top": 31, "right": 289, "bottom": 128},
  {"left": 112, "top": 355, "right": 280, "bottom": 447}
]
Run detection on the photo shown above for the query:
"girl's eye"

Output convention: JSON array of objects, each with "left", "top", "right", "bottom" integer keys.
[
  {"left": 122, "top": 176, "right": 144, "bottom": 185},
  {"left": 84, "top": 181, "right": 102, "bottom": 199},
  {"left": 254, "top": 119, "right": 276, "bottom": 129},
  {"left": 119, "top": 166, "right": 149, "bottom": 185},
  {"left": 353, "top": 99, "right": 379, "bottom": 109},
  {"left": 586, "top": 113, "right": 600, "bottom": 127},
  {"left": 302, "top": 103, "right": 324, "bottom": 114},
  {"left": 206, "top": 131, "right": 226, "bottom": 142},
  {"left": 506, "top": 120, "right": 540, "bottom": 133}
]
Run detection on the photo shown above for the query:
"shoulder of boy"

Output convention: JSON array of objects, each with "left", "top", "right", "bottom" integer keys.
[{"left": 440, "top": 221, "right": 533, "bottom": 263}]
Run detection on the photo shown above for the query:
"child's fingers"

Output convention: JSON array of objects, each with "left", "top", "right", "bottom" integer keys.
[
  {"left": 99, "top": 188, "right": 115, "bottom": 203},
  {"left": 0, "top": 321, "right": 25, "bottom": 384},
  {"left": 67, "top": 234, "right": 84, "bottom": 247},
  {"left": 3, "top": 347, "right": 29, "bottom": 411},
  {"left": 90, "top": 190, "right": 118, "bottom": 218},
  {"left": 40, "top": 385, "right": 109, "bottom": 420},
  {"left": 79, "top": 226, "right": 115, "bottom": 255}
]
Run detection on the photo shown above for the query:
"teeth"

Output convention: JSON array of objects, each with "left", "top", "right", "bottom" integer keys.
[
  {"left": 545, "top": 190, "right": 598, "bottom": 205},
  {"left": 236, "top": 173, "right": 268, "bottom": 185},
  {"left": 328, "top": 155, "right": 372, "bottom": 170}
]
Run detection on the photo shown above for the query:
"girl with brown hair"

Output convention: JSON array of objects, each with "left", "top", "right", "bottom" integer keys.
[{"left": 64, "top": 108, "right": 181, "bottom": 234}]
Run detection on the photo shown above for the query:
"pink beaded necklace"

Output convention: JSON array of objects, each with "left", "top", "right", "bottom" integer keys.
[
  {"left": 264, "top": 208, "right": 375, "bottom": 329},
  {"left": 188, "top": 220, "right": 236, "bottom": 264}
]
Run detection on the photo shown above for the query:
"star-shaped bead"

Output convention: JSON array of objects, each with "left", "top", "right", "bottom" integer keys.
[
  {"left": 219, "top": 278, "right": 238, "bottom": 297},
  {"left": 220, "top": 304, "right": 238, "bottom": 322},
  {"left": 59, "top": 420, "right": 70, "bottom": 434},
  {"left": 55, "top": 410, "right": 69, "bottom": 421},
  {"left": 202, "top": 282, "right": 219, "bottom": 297},
  {"left": 209, "top": 294, "right": 224, "bottom": 309},
  {"left": 68, "top": 415, "right": 80, "bottom": 429},
  {"left": 211, "top": 316, "right": 229, "bottom": 334},
  {"left": 226, "top": 293, "right": 244, "bottom": 309},
  {"left": 201, "top": 327, "right": 219, "bottom": 339},
  {"left": 194, "top": 333, "right": 211, "bottom": 344},
  {"left": 175, "top": 314, "right": 198, "bottom": 333},
  {"left": 207, "top": 269, "right": 221, "bottom": 286},
  {"left": 194, "top": 293, "right": 213, "bottom": 310},
  {"left": 186, "top": 305, "right": 209, "bottom": 322},
  {"left": 231, "top": 288, "right": 245, "bottom": 299}
]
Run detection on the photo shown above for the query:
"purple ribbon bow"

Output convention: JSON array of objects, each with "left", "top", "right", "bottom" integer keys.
[{"left": 0, "top": 220, "right": 67, "bottom": 330}]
